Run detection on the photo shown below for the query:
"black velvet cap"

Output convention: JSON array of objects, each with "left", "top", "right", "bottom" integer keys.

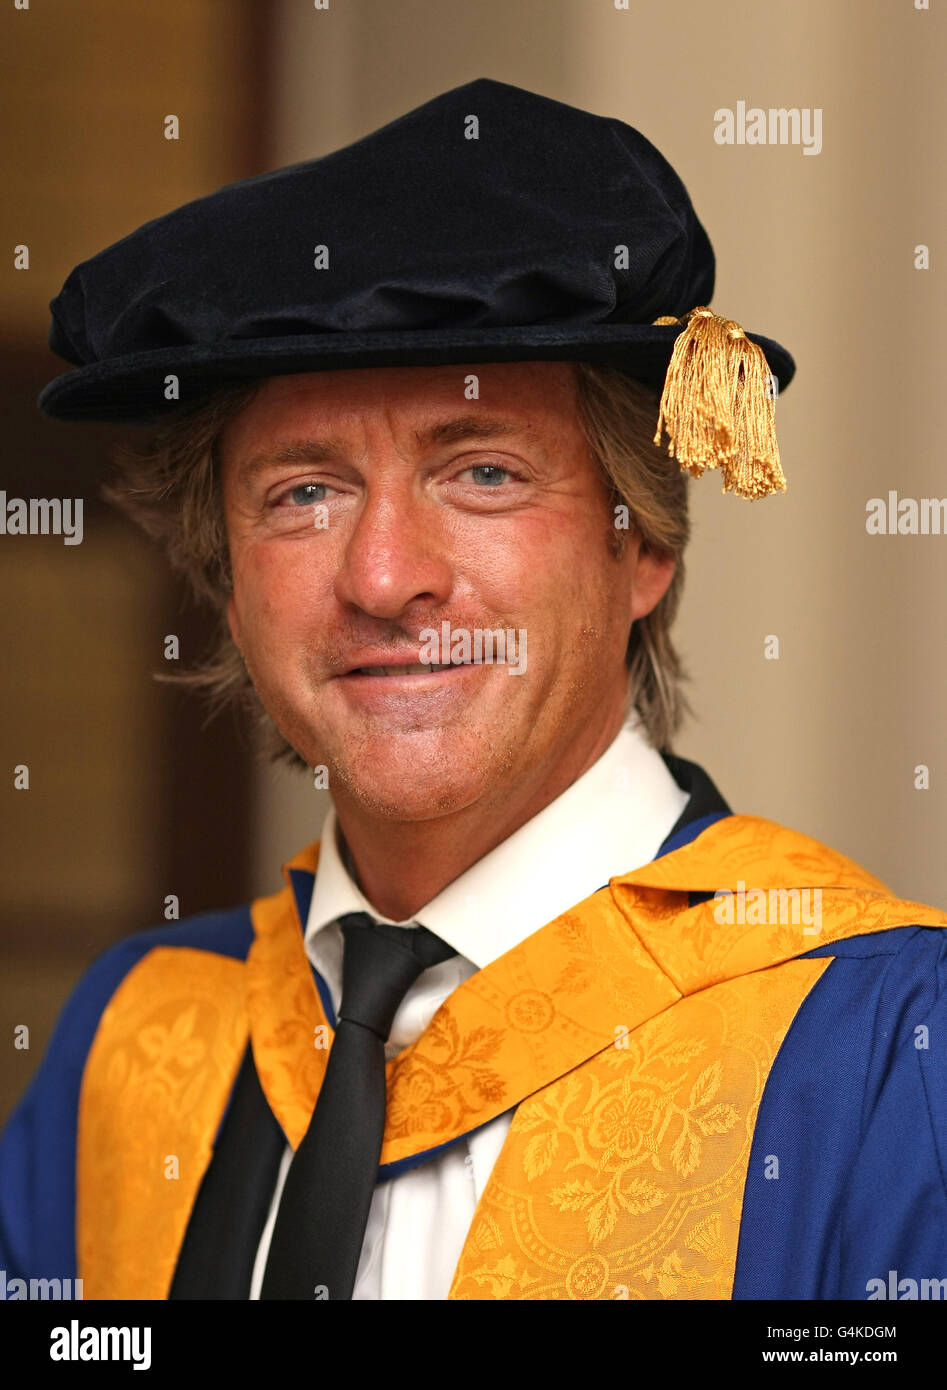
[{"left": 37, "top": 77, "right": 795, "bottom": 424}]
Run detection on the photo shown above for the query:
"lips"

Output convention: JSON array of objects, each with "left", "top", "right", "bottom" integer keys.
[{"left": 353, "top": 662, "right": 456, "bottom": 676}]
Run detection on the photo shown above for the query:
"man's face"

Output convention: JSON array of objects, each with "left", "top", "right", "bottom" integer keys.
[{"left": 221, "top": 362, "right": 674, "bottom": 823}]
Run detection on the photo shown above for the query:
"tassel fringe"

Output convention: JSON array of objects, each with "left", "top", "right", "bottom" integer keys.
[{"left": 652, "top": 306, "right": 787, "bottom": 500}]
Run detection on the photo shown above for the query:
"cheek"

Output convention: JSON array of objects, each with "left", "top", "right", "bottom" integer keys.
[
  {"left": 529, "top": 513, "right": 624, "bottom": 621},
  {"left": 471, "top": 505, "right": 599, "bottom": 597},
  {"left": 451, "top": 511, "right": 625, "bottom": 679},
  {"left": 231, "top": 540, "right": 326, "bottom": 652}
]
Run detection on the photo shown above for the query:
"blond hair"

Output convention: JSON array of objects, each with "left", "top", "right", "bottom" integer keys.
[{"left": 104, "top": 363, "right": 691, "bottom": 764}]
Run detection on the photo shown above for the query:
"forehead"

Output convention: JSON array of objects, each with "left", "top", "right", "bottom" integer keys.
[{"left": 218, "top": 360, "right": 581, "bottom": 460}]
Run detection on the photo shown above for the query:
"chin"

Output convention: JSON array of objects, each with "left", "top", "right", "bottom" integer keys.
[{"left": 328, "top": 752, "right": 494, "bottom": 822}]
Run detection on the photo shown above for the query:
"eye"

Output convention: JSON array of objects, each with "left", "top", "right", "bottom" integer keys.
[
  {"left": 467, "top": 464, "right": 512, "bottom": 487},
  {"left": 284, "top": 482, "right": 328, "bottom": 505}
]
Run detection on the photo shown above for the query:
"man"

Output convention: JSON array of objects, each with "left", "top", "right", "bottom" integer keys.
[{"left": 2, "top": 77, "right": 945, "bottom": 1303}]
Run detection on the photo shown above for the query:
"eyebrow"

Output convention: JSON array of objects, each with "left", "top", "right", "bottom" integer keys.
[{"left": 238, "top": 415, "right": 533, "bottom": 478}]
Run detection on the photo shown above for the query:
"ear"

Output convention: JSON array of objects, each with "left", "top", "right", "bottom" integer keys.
[
  {"left": 226, "top": 594, "right": 242, "bottom": 651},
  {"left": 629, "top": 545, "right": 676, "bottom": 622}
]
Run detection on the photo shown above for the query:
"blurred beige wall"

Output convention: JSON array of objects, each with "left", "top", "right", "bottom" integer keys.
[
  {"left": 1, "top": 0, "right": 266, "bottom": 1121},
  {"left": 251, "top": 0, "right": 947, "bottom": 907}
]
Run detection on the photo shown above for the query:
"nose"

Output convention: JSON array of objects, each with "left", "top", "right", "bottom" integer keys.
[{"left": 332, "top": 485, "right": 454, "bottom": 621}]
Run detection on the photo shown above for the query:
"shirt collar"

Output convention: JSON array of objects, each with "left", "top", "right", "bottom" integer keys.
[{"left": 303, "top": 717, "right": 689, "bottom": 970}]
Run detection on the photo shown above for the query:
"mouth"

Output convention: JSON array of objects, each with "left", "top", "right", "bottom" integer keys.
[
  {"left": 350, "top": 662, "right": 464, "bottom": 677},
  {"left": 330, "top": 656, "right": 491, "bottom": 723}
]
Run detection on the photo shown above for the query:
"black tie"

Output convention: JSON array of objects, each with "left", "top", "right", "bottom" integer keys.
[{"left": 260, "top": 911, "right": 457, "bottom": 1300}]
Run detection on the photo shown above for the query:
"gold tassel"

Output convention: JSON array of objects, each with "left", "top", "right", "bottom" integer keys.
[{"left": 652, "top": 306, "right": 787, "bottom": 499}]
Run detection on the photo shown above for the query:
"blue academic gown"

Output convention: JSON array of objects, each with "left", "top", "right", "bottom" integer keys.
[{"left": 2, "top": 755, "right": 945, "bottom": 1300}]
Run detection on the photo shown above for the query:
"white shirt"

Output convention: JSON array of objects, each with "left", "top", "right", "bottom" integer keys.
[{"left": 249, "top": 718, "right": 689, "bottom": 1300}]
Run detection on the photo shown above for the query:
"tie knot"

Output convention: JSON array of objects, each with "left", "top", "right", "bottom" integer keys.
[{"left": 335, "top": 911, "right": 457, "bottom": 1040}]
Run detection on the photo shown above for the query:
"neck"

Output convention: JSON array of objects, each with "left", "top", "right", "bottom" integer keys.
[{"left": 332, "top": 705, "right": 630, "bottom": 921}]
